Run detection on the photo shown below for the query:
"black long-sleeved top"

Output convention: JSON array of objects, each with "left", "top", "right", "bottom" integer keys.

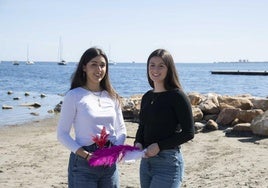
[{"left": 135, "top": 89, "right": 194, "bottom": 150}]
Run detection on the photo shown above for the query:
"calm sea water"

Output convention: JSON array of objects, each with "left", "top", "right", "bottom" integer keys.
[{"left": 0, "top": 61, "right": 267, "bottom": 126}]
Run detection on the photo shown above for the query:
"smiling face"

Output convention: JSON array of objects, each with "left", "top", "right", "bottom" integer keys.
[
  {"left": 148, "top": 56, "right": 168, "bottom": 88},
  {"left": 83, "top": 55, "right": 107, "bottom": 89}
]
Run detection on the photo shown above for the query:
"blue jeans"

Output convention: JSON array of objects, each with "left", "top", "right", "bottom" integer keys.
[
  {"left": 140, "top": 149, "right": 184, "bottom": 188},
  {"left": 68, "top": 144, "right": 119, "bottom": 188}
]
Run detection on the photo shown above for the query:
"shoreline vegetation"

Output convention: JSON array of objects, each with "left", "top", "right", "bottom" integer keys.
[{"left": 0, "top": 115, "right": 267, "bottom": 188}]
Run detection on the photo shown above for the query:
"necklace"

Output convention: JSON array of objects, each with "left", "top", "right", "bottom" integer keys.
[
  {"left": 91, "top": 91, "right": 102, "bottom": 107},
  {"left": 84, "top": 86, "right": 102, "bottom": 107},
  {"left": 151, "top": 93, "right": 159, "bottom": 104}
]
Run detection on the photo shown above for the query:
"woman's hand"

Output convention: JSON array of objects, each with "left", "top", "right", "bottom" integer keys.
[
  {"left": 145, "top": 143, "right": 160, "bottom": 157},
  {"left": 134, "top": 142, "right": 143, "bottom": 150}
]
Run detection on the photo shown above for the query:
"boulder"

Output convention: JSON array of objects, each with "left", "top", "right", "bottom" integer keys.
[
  {"left": 2, "top": 105, "right": 13, "bottom": 109},
  {"left": 216, "top": 108, "right": 240, "bottom": 126},
  {"left": 203, "top": 114, "right": 218, "bottom": 122},
  {"left": 218, "top": 96, "right": 253, "bottom": 110},
  {"left": 54, "top": 101, "right": 62, "bottom": 113},
  {"left": 199, "top": 98, "right": 219, "bottom": 114},
  {"left": 237, "top": 109, "right": 263, "bottom": 123},
  {"left": 194, "top": 122, "right": 206, "bottom": 133},
  {"left": 192, "top": 107, "right": 203, "bottom": 122},
  {"left": 19, "top": 102, "right": 41, "bottom": 108},
  {"left": 250, "top": 98, "right": 268, "bottom": 111},
  {"left": 205, "top": 119, "right": 218, "bottom": 130},
  {"left": 188, "top": 92, "right": 204, "bottom": 105},
  {"left": 251, "top": 110, "right": 268, "bottom": 136},
  {"left": 233, "top": 123, "right": 252, "bottom": 132}
]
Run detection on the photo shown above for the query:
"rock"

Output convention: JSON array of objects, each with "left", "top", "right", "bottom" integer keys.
[
  {"left": 30, "top": 112, "right": 39, "bottom": 116},
  {"left": 2, "top": 105, "right": 13, "bottom": 109},
  {"left": 205, "top": 119, "right": 218, "bottom": 130},
  {"left": 237, "top": 109, "right": 263, "bottom": 123},
  {"left": 192, "top": 107, "right": 203, "bottom": 122},
  {"left": 225, "top": 127, "right": 253, "bottom": 137},
  {"left": 203, "top": 114, "right": 218, "bottom": 121},
  {"left": 231, "top": 118, "right": 241, "bottom": 126},
  {"left": 47, "top": 109, "right": 54, "bottom": 113},
  {"left": 194, "top": 122, "right": 206, "bottom": 133},
  {"left": 251, "top": 110, "right": 268, "bottom": 136},
  {"left": 218, "top": 96, "right": 253, "bottom": 110},
  {"left": 216, "top": 108, "right": 240, "bottom": 126},
  {"left": 250, "top": 98, "right": 268, "bottom": 111},
  {"left": 7, "top": 91, "right": 13, "bottom": 95},
  {"left": 233, "top": 123, "right": 252, "bottom": 132},
  {"left": 121, "top": 95, "right": 142, "bottom": 121},
  {"left": 54, "top": 101, "right": 62, "bottom": 113},
  {"left": 188, "top": 92, "right": 204, "bottom": 105},
  {"left": 199, "top": 98, "right": 220, "bottom": 114},
  {"left": 19, "top": 102, "right": 41, "bottom": 108}
]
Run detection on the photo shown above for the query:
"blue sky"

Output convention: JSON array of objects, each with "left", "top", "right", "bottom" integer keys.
[{"left": 1, "top": 0, "right": 268, "bottom": 63}]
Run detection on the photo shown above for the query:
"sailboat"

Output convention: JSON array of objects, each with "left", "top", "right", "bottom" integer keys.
[
  {"left": 108, "top": 45, "right": 116, "bottom": 65},
  {"left": 13, "top": 60, "right": 20, "bottom": 65},
  {"left": 26, "top": 45, "right": 35, "bottom": 65},
  {"left": 58, "top": 37, "right": 67, "bottom": 65},
  {"left": 108, "top": 60, "right": 117, "bottom": 65}
]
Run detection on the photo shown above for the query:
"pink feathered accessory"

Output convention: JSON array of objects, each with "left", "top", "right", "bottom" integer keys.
[
  {"left": 88, "top": 145, "right": 141, "bottom": 167},
  {"left": 89, "top": 126, "right": 144, "bottom": 167}
]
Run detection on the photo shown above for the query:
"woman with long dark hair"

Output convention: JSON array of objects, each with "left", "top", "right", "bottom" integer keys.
[
  {"left": 57, "top": 47, "right": 126, "bottom": 188},
  {"left": 134, "top": 49, "right": 194, "bottom": 188}
]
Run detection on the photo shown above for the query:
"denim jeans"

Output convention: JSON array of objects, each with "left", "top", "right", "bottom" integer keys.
[
  {"left": 140, "top": 148, "right": 184, "bottom": 188},
  {"left": 68, "top": 144, "right": 119, "bottom": 188}
]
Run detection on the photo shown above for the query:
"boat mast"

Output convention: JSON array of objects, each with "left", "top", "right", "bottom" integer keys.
[
  {"left": 27, "top": 44, "right": 29, "bottom": 62},
  {"left": 58, "top": 37, "right": 63, "bottom": 62}
]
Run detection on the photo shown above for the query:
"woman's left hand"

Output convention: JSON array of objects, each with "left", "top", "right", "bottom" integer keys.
[{"left": 145, "top": 143, "right": 160, "bottom": 157}]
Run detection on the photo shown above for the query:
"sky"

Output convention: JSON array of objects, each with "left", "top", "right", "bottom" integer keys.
[{"left": 1, "top": 0, "right": 268, "bottom": 63}]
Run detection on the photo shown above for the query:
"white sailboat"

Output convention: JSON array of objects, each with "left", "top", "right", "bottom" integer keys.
[
  {"left": 108, "top": 60, "right": 117, "bottom": 65},
  {"left": 108, "top": 45, "right": 116, "bottom": 65},
  {"left": 58, "top": 37, "right": 67, "bottom": 65},
  {"left": 26, "top": 45, "right": 35, "bottom": 65}
]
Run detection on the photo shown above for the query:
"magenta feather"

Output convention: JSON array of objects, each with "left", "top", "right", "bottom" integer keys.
[{"left": 88, "top": 145, "right": 139, "bottom": 167}]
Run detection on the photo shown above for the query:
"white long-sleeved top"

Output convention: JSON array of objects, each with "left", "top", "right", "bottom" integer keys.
[{"left": 57, "top": 87, "right": 127, "bottom": 153}]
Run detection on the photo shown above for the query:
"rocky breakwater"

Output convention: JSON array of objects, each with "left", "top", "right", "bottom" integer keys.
[{"left": 121, "top": 93, "right": 268, "bottom": 137}]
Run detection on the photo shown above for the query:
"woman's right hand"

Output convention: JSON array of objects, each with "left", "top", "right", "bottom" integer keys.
[
  {"left": 144, "top": 143, "right": 160, "bottom": 158},
  {"left": 134, "top": 142, "right": 143, "bottom": 150}
]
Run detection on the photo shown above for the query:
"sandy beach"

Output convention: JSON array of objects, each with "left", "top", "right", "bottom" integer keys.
[{"left": 0, "top": 115, "right": 267, "bottom": 188}]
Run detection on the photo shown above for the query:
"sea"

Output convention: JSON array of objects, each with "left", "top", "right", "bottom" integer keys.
[{"left": 0, "top": 61, "right": 267, "bottom": 127}]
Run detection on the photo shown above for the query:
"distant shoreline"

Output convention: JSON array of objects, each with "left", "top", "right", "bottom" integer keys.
[
  {"left": 214, "top": 61, "right": 268, "bottom": 64},
  {"left": 2, "top": 60, "right": 268, "bottom": 64}
]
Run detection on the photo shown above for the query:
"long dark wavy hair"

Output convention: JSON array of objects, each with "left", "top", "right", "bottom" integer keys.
[
  {"left": 147, "top": 49, "right": 183, "bottom": 90},
  {"left": 70, "top": 47, "right": 119, "bottom": 100}
]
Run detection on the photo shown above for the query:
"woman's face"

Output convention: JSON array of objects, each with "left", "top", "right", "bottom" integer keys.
[
  {"left": 83, "top": 55, "right": 107, "bottom": 85},
  {"left": 148, "top": 56, "right": 167, "bottom": 85}
]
